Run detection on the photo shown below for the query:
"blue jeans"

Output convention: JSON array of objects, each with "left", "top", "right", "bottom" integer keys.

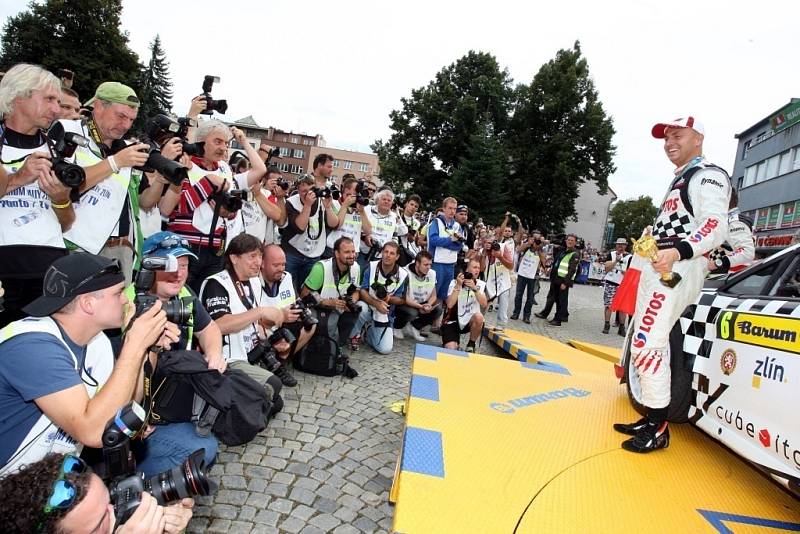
[
  {"left": 352, "top": 301, "right": 394, "bottom": 354},
  {"left": 513, "top": 275, "right": 539, "bottom": 318},
  {"left": 134, "top": 422, "right": 219, "bottom": 478},
  {"left": 432, "top": 262, "right": 455, "bottom": 301},
  {"left": 283, "top": 248, "right": 320, "bottom": 292}
]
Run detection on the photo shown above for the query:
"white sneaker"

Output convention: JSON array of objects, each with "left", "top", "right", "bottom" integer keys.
[
  {"left": 393, "top": 328, "right": 405, "bottom": 340},
  {"left": 408, "top": 325, "right": 426, "bottom": 342}
]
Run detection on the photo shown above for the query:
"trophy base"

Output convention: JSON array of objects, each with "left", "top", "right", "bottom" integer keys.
[{"left": 659, "top": 273, "right": 682, "bottom": 288}]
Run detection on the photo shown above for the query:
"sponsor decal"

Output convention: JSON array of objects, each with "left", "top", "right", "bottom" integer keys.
[
  {"left": 701, "top": 177, "right": 724, "bottom": 188},
  {"left": 661, "top": 197, "right": 679, "bottom": 213},
  {"left": 489, "top": 387, "right": 590, "bottom": 414},
  {"left": 717, "top": 311, "right": 800, "bottom": 354},
  {"left": 756, "top": 234, "right": 794, "bottom": 248},
  {"left": 713, "top": 405, "right": 799, "bottom": 470},
  {"left": 720, "top": 349, "right": 737, "bottom": 375},
  {"left": 688, "top": 217, "right": 719, "bottom": 243},
  {"left": 632, "top": 292, "right": 666, "bottom": 348},
  {"left": 752, "top": 356, "right": 788, "bottom": 389}
]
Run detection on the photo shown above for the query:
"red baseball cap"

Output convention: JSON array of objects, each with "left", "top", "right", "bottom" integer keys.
[{"left": 651, "top": 116, "right": 705, "bottom": 138}]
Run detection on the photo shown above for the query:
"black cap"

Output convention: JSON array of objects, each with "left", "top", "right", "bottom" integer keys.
[{"left": 23, "top": 253, "right": 125, "bottom": 317}]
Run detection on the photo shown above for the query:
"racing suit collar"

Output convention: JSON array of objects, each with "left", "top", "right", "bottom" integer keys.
[{"left": 673, "top": 156, "right": 704, "bottom": 177}]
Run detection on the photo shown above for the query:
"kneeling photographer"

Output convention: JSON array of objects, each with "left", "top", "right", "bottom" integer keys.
[
  {"left": 442, "top": 259, "right": 487, "bottom": 353},
  {"left": 259, "top": 244, "right": 318, "bottom": 386},
  {"left": 393, "top": 251, "right": 440, "bottom": 342},
  {"left": 200, "top": 234, "right": 297, "bottom": 393}
]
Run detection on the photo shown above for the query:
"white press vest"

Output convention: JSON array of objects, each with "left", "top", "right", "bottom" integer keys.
[
  {"left": 260, "top": 272, "right": 296, "bottom": 309},
  {"left": 0, "top": 141, "right": 65, "bottom": 248},
  {"left": 430, "top": 217, "right": 462, "bottom": 264},
  {"left": 188, "top": 162, "right": 244, "bottom": 242},
  {"left": 0, "top": 317, "right": 113, "bottom": 475},
  {"left": 517, "top": 248, "right": 541, "bottom": 279},
  {"left": 360, "top": 206, "right": 399, "bottom": 256},
  {"left": 317, "top": 258, "right": 361, "bottom": 300},
  {"left": 287, "top": 194, "right": 326, "bottom": 258},
  {"left": 200, "top": 269, "right": 265, "bottom": 363},
  {"left": 327, "top": 201, "right": 363, "bottom": 249},
  {"left": 603, "top": 251, "right": 630, "bottom": 285},
  {"left": 366, "top": 260, "right": 409, "bottom": 323},
  {"left": 448, "top": 278, "right": 486, "bottom": 328},
  {"left": 484, "top": 239, "right": 514, "bottom": 298},
  {"left": 407, "top": 268, "right": 437, "bottom": 304}
]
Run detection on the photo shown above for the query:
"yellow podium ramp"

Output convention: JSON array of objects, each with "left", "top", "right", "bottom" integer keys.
[
  {"left": 567, "top": 338, "right": 622, "bottom": 364},
  {"left": 391, "top": 342, "right": 800, "bottom": 534}
]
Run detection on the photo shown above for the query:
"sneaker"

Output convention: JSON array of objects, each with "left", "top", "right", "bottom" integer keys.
[
  {"left": 273, "top": 363, "right": 298, "bottom": 387},
  {"left": 534, "top": 312, "right": 547, "bottom": 319},
  {"left": 510, "top": 314, "right": 520, "bottom": 321},
  {"left": 393, "top": 328, "right": 405, "bottom": 340},
  {"left": 618, "top": 325, "right": 626, "bottom": 337},
  {"left": 408, "top": 326, "right": 426, "bottom": 342},
  {"left": 613, "top": 416, "right": 649, "bottom": 436},
  {"left": 547, "top": 320, "right": 562, "bottom": 327},
  {"left": 522, "top": 317, "right": 531, "bottom": 324},
  {"left": 602, "top": 323, "right": 610, "bottom": 334},
  {"left": 349, "top": 335, "right": 361, "bottom": 351},
  {"left": 621, "top": 422, "right": 670, "bottom": 453},
  {"left": 466, "top": 340, "right": 476, "bottom": 352}
]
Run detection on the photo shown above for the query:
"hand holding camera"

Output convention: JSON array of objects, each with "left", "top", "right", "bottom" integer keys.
[
  {"left": 125, "top": 299, "right": 168, "bottom": 356},
  {"left": 15, "top": 151, "right": 52, "bottom": 187},
  {"left": 231, "top": 126, "right": 246, "bottom": 145},
  {"left": 463, "top": 271, "right": 477, "bottom": 290},
  {"left": 281, "top": 306, "right": 301, "bottom": 325},
  {"left": 188, "top": 95, "right": 208, "bottom": 117},
  {"left": 115, "top": 142, "right": 152, "bottom": 169},
  {"left": 302, "top": 188, "right": 317, "bottom": 207},
  {"left": 159, "top": 137, "right": 184, "bottom": 162}
]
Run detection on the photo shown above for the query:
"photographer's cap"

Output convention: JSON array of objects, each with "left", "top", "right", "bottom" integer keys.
[
  {"left": 84, "top": 81, "right": 140, "bottom": 108},
  {"left": 143, "top": 231, "right": 198, "bottom": 260},
  {"left": 651, "top": 116, "right": 704, "bottom": 139},
  {"left": 615, "top": 237, "right": 628, "bottom": 245},
  {"left": 23, "top": 254, "right": 124, "bottom": 317},
  {"left": 456, "top": 205, "right": 468, "bottom": 214}
]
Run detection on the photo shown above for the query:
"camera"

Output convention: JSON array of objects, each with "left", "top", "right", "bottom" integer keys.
[
  {"left": 214, "top": 188, "right": 250, "bottom": 213},
  {"left": 146, "top": 114, "right": 202, "bottom": 157},
  {"left": 276, "top": 178, "right": 290, "bottom": 191},
  {"left": 353, "top": 180, "right": 370, "bottom": 206},
  {"left": 290, "top": 295, "right": 319, "bottom": 331},
  {"left": 341, "top": 284, "right": 359, "bottom": 313},
  {"left": 103, "top": 402, "right": 212, "bottom": 525},
  {"left": 200, "top": 75, "right": 228, "bottom": 115},
  {"left": 110, "top": 133, "right": 188, "bottom": 187},
  {"left": 533, "top": 238, "right": 542, "bottom": 246},
  {"left": 371, "top": 281, "right": 390, "bottom": 300},
  {"left": 133, "top": 256, "right": 193, "bottom": 325},
  {"left": 491, "top": 241, "right": 501, "bottom": 252},
  {"left": 310, "top": 185, "right": 333, "bottom": 199},
  {"left": 247, "top": 327, "right": 297, "bottom": 370},
  {"left": 46, "top": 122, "right": 89, "bottom": 189},
  {"left": 463, "top": 272, "right": 474, "bottom": 280}
]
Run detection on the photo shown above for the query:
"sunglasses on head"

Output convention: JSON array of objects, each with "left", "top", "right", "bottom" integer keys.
[
  {"left": 152, "top": 236, "right": 190, "bottom": 251},
  {"left": 36, "top": 455, "right": 88, "bottom": 531},
  {"left": 69, "top": 260, "right": 122, "bottom": 297}
]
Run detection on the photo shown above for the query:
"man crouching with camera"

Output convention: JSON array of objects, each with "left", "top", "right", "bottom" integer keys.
[
  {"left": 442, "top": 258, "right": 487, "bottom": 352},
  {"left": 259, "top": 244, "right": 318, "bottom": 386},
  {"left": 199, "top": 233, "right": 297, "bottom": 392}
]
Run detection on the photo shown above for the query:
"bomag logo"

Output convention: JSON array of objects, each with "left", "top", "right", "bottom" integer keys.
[
  {"left": 752, "top": 356, "right": 789, "bottom": 389},
  {"left": 717, "top": 311, "right": 800, "bottom": 355},
  {"left": 489, "top": 387, "right": 590, "bottom": 414}
]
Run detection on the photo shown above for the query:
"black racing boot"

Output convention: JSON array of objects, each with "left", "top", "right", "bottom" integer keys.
[
  {"left": 621, "top": 421, "right": 670, "bottom": 453},
  {"left": 613, "top": 416, "right": 648, "bottom": 436},
  {"left": 602, "top": 322, "right": 610, "bottom": 334}
]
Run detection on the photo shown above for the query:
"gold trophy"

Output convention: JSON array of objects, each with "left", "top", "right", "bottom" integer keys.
[{"left": 632, "top": 234, "right": 682, "bottom": 288}]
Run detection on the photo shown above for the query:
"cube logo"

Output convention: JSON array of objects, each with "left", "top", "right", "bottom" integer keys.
[{"left": 759, "top": 428, "right": 771, "bottom": 448}]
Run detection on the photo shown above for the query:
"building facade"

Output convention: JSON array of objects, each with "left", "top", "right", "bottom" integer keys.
[
  {"left": 732, "top": 98, "right": 800, "bottom": 255},
  {"left": 565, "top": 182, "right": 617, "bottom": 251},
  {"left": 307, "top": 146, "right": 380, "bottom": 185}
]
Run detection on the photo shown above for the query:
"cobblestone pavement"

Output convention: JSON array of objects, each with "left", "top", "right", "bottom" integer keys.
[{"left": 187, "top": 280, "right": 618, "bottom": 533}]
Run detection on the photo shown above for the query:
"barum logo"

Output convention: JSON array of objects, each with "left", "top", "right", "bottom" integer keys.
[
  {"left": 633, "top": 292, "right": 666, "bottom": 348},
  {"left": 489, "top": 387, "right": 590, "bottom": 414},
  {"left": 688, "top": 218, "right": 719, "bottom": 243}
]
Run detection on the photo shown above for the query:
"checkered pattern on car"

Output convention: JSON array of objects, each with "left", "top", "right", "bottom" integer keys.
[{"left": 654, "top": 212, "right": 692, "bottom": 239}]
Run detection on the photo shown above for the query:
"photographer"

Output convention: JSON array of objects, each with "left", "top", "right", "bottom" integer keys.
[
  {"left": 428, "top": 197, "right": 465, "bottom": 303},
  {"left": 0, "top": 64, "right": 75, "bottom": 326},
  {"left": 301, "top": 236, "right": 363, "bottom": 349},
  {"left": 244, "top": 164, "right": 287, "bottom": 245},
  {"left": 352, "top": 241, "right": 409, "bottom": 354},
  {"left": 311, "top": 152, "right": 334, "bottom": 188},
  {"left": 0, "top": 254, "right": 169, "bottom": 475},
  {"left": 0, "top": 453, "right": 193, "bottom": 533},
  {"left": 454, "top": 205, "right": 475, "bottom": 273},
  {"left": 393, "top": 251, "right": 439, "bottom": 342},
  {"left": 480, "top": 221, "right": 515, "bottom": 331},
  {"left": 199, "top": 233, "right": 296, "bottom": 389},
  {"left": 535, "top": 233, "right": 580, "bottom": 327},
  {"left": 398, "top": 194, "right": 422, "bottom": 263},
  {"left": 359, "top": 188, "right": 407, "bottom": 273},
  {"left": 259, "top": 244, "right": 317, "bottom": 385},
  {"left": 511, "top": 231, "right": 546, "bottom": 323},
  {"left": 166, "top": 119, "right": 266, "bottom": 292},
  {"left": 281, "top": 174, "right": 338, "bottom": 291},
  {"left": 58, "top": 87, "right": 81, "bottom": 120},
  {"left": 442, "top": 258, "right": 487, "bottom": 353},
  {"left": 325, "top": 175, "right": 372, "bottom": 258},
  {"left": 602, "top": 238, "right": 631, "bottom": 336}
]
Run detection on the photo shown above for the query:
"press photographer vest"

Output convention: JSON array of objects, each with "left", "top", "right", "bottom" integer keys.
[
  {"left": 431, "top": 217, "right": 461, "bottom": 264},
  {"left": 0, "top": 317, "right": 113, "bottom": 475},
  {"left": 260, "top": 272, "right": 296, "bottom": 309},
  {"left": 517, "top": 248, "right": 541, "bottom": 279},
  {"left": 0, "top": 140, "right": 66, "bottom": 249},
  {"left": 122, "top": 285, "right": 195, "bottom": 348},
  {"left": 448, "top": 278, "right": 486, "bottom": 328},
  {"left": 239, "top": 187, "right": 270, "bottom": 244},
  {"left": 484, "top": 239, "right": 514, "bottom": 299},
  {"left": 200, "top": 269, "right": 265, "bottom": 363},
  {"left": 60, "top": 120, "right": 132, "bottom": 254},
  {"left": 407, "top": 268, "right": 436, "bottom": 304},
  {"left": 318, "top": 258, "right": 361, "bottom": 300},
  {"left": 603, "top": 251, "right": 629, "bottom": 286},
  {"left": 367, "top": 259, "right": 409, "bottom": 324},
  {"left": 187, "top": 162, "right": 244, "bottom": 240},
  {"left": 286, "top": 193, "right": 326, "bottom": 258},
  {"left": 327, "top": 200, "right": 363, "bottom": 248}
]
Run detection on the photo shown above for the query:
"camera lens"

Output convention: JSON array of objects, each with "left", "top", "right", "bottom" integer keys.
[
  {"left": 145, "top": 449, "right": 211, "bottom": 505},
  {"left": 53, "top": 160, "right": 86, "bottom": 189}
]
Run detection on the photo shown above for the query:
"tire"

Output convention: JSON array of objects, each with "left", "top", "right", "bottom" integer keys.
[{"left": 623, "top": 321, "right": 693, "bottom": 423}]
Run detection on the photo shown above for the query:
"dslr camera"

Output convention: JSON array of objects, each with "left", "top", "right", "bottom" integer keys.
[
  {"left": 341, "top": 284, "right": 360, "bottom": 313},
  {"left": 46, "top": 122, "right": 89, "bottom": 189},
  {"left": 247, "top": 327, "right": 297, "bottom": 371},
  {"left": 310, "top": 185, "right": 336, "bottom": 200},
  {"left": 102, "top": 402, "right": 212, "bottom": 525},
  {"left": 133, "top": 256, "right": 193, "bottom": 325},
  {"left": 353, "top": 180, "right": 370, "bottom": 206},
  {"left": 213, "top": 188, "right": 250, "bottom": 213},
  {"left": 290, "top": 295, "right": 319, "bottom": 331},
  {"left": 200, "top": 75, "right": 228, "bottom": 115},
  {"left": 146, "top": 114, "right": 203, "bottom": 157}
]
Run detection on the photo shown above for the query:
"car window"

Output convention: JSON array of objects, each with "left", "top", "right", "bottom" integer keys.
[
  {"left": 724, "top": 262, "right": 779, "bottom": 296},
  {"left": 770, "top": 255, "right": 800, "bottom": 298}
]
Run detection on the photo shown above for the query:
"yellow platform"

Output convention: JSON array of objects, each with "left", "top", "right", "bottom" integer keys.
[
  {"left": 391, "top": 340, "right": 800, "bottom": 534},
  {"left": 567, "top": 338, "right": 622, "bottom": 364}
]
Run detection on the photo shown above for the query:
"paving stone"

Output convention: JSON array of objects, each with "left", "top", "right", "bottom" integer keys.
[
  {"left": 250, "top": 526, "right": 280, "bottom": 534},
  {"left": 353, "top": 516, "right": 378, "bottom": 533},
  {"left": 244, "top": 465, "right": 274, "bottom": 479},
  {"left": 310, "top": 513, "right": 342, "bottom": 531},
  {"left": 225, "top": 462, "right": 244, "bottom": 475},
  {"left": 272, "top": 471, "right": 296, "bottom": 485},
  {"left": 253, "top": 509, "right": 280, "bottom": 526},
  {"left": 299, "top": 527, "right": 326, "bottom": 534},
  {"left": 211, "top": 503, "right": 239, "bottom": 519},
  {"left": 238, "top": 505, "right": 257, "bottom": 522},
  {"left": 333, "top": 525, "right": 361, "bottom": 534},
  {"left": 260, "top": 456, "right": 288, "bottom": 470},
  {"left": 245, "top": 492, "right": 271, "bottom": 509},
  {"left": 279, "top": 516, "right": 306, "bottom": 534},
  {"left": 207, "top": 518, "right": 233, "bottom": 533},
  {"left": 334, "top": 506, "right": 359, "bottom": 523},
  {"left": 294, "top": 476, "right": 321, "bottom": 492},
  {"left": 228, "top": 520, "right": 255, "bottom": 534},
  {"left": 221, "top": 475, "right": 248, "bottom": 489},
  {"left": 215, "top": 489, "right": 249, "bottom": 506},
  {"left": 289, "top": 486, "right": 316, "bottom": 506},
  {"left": 286, "top": 462, "right": 311, "bottom": 476},
  {"left": 269, "top": 497, "right": 294, "bottom": 514},
  {"left": 290, "top": 504, "right": 317, "bottom": 521}
]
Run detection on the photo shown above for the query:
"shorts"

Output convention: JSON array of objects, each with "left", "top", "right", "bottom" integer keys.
[
  {"left": 440, "top": 320, "right": 471, "bottom": 345},
  {"left": 603, "top": 282, "right": 619, "bottom": 308}
]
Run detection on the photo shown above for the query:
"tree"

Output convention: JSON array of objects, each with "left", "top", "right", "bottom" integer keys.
[
  {"left": 609, "top": 196, "right": 658, "bottom": 242},
  {"left": 448, "top": 120, "right": 509, "bottom": 224},
  {"left": 135, "top": 34, "right": 173, "bottom": 134},
  {"left": 0, "top": 0, "right": 140, "bottom": 103},
  {"left": 371, "top": 51, "right": 514, "bottom": 209},
  {"left": 507, "top": 41, "right": 616, "bottom": 235}
]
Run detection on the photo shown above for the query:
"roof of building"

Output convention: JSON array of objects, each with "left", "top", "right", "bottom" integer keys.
[
  {"left": 735, "top": 98, "right": 800, "bottom": 138},
  {"left": 233, "top": 115, "right": 261, "bottom": 128}
]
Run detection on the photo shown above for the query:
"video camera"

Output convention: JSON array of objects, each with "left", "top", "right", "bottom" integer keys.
[
  {"left": 132, "top": 255, "right": 193, "bottom": 325},
  {"left": 247, "top": 327, "right": 297, "bottom": 371},
  {"left": 200, "top": 75, "right": 228, "bottom": 115},
  {"left": 290, "top": 295, "right": 319, "bottom": 331},
  {"left": 45, "top": 122, "right": 89, "bottom": 190},
  {"left": 102, "top": 402, "right": 212, "bottom": 525}
]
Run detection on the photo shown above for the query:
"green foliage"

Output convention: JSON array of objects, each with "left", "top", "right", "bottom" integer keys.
[
  {"left": 135, "top": 34, "right": 173, "bottom": 134},
  {"left": 609, "top": 195, "right": 658, "bottom": 242},
  {"left": 0, "top": 0, "right": 140, "bottom": 104}
]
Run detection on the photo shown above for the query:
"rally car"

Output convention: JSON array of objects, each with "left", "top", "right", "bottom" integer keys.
[{"left": 619, "top": 243, "right": 800, "bottom": 495}]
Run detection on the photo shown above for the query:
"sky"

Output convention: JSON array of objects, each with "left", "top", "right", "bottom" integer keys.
[{"left": 1, "top": 0, "right": 798, "bottom": 202}]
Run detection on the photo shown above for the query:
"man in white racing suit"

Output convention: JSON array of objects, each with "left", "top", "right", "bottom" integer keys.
[
  {"left": 614, "top": 116, "right": 730, "bottom": 453},
  {"left": 707, "top": 188, "right": 755, "bottom": 274}
]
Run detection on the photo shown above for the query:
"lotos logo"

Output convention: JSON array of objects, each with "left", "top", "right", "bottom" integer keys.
[
  {"left": 489, "top": 387, "right": 591, "bottom": 414},
  {"left": 633, "top": 292, "right": 666, "bottom": 348},
  {"left": 688, "top": 218, "right": 719, "bottom": 243},
  {"left": 661, "top": 198, "right": 679, "bottom": 213}
]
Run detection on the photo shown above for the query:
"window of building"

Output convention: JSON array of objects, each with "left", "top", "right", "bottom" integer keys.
[
  {"left": 303, "top": 139, "right": 313, "bottom": 146},
  {"left": 293, "top": 149, "right": 305, "bottom": 159},
  {"left": 333, "top": 159, "right": 340, "bottom": 168},
  {"left": 279, "top": 147, "right": 290, "bottom": 157},
  {"left": 343, "top": 161, "right": 353, "bottom": 170},
  {"left": 755, "top": 131, "right": 768, "bottom": 143},
  {"left": 282, "top": 136, "right": 287, "bottom": 142},
  {"left": 765, "top": 154, "right": 780, "bottom": 180},
  {"left": 743, "top": 165, "right": 757, "bottom": 187},
  {"left": 290, "top": 164, "right": 299, "bottom": 174},
  {"left": 780, "top": 201, "right": 796, "bottom": 228},
  {"left": 794, "top": 148, "right": 800, "bottom": 171},
  {"left": 278, "top": 162, "right": 289, "bottom": 173},
  {"left": 292, "top": 137, "right": 299, "bottom": 144},
  {"left": 755, "top": 161, "right": 767, "bottom": 183},
  {"left": 358, "top": 163, "right": 368, "bottom": 172},
  {"left": 779, "top": 149, "right": 793, "bottom": 176},
  {"left": 742, "top": 140, "right": 751, "bottom": 160}
]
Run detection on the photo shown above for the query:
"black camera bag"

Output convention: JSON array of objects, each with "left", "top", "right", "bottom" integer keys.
[{"left": 293, "top": 319, "right": 357, "bottom": 379}]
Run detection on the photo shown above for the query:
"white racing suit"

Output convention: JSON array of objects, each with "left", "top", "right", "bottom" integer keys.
[
  {"left": 632, "top": 157, "right": 730, "bottom": 409},
  {"left": 708, "top": 208, "right": 756, "bottom": 273}
]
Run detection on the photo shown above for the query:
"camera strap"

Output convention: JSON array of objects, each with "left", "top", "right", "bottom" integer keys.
[{"left": 229, "top": 268, "right": 256, "bottom": 311}]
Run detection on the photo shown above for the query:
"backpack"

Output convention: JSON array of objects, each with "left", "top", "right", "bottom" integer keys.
[{"left": 293, "top": 331, "right": 358, "bottom": 378}]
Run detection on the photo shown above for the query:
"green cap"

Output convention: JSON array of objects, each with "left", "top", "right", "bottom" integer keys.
[{"left": 84, "top": 81, "right": 140, "bottom": 108}]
